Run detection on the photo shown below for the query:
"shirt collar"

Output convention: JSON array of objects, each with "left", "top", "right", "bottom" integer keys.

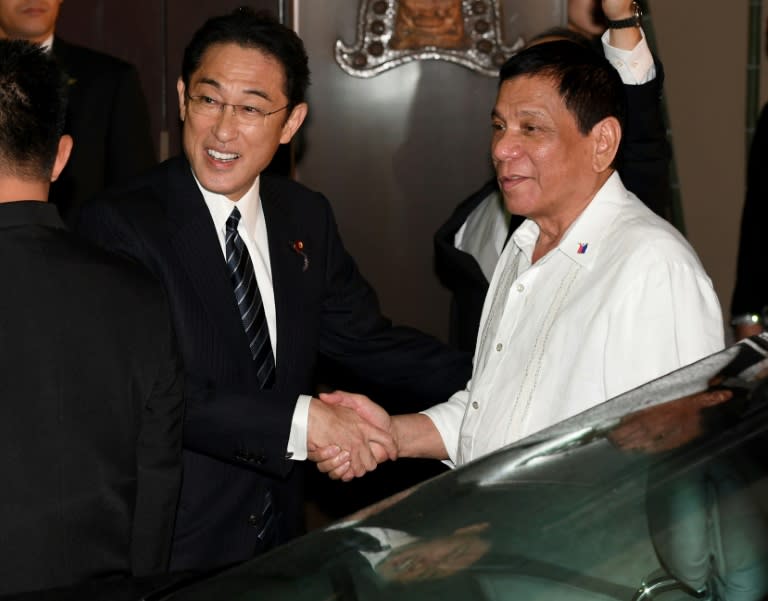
[
  {"left": 40, "top": 35, "right": 54, "bottom": 53},
  {"left": 193, "top": 171, "right": 262, "bottom": 240},
  {"left": 511, "top": 171, "right": 624, "bottom": 269},
  {"left": 0, "top": 200, "right": 66, "bottom": 229}
]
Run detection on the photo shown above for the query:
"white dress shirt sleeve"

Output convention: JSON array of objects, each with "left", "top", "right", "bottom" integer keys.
[
  {"left": 287, "top": 394, "right": 313, "bottom": 460},
  {"left": 420, "top": 384, "right": 471, "bottom": 468},
  {"left": 603, "top": 251, "right": 724, "bottom": 399},
  {"left": 601, "top": 28, "right": 656, "bottom": 85}
]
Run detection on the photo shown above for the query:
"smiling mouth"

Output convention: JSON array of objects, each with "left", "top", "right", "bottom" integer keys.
[
  {"left": 500, "top": 174, "right": 528, "bottom": 185},
  {"left": 207, "top": 149, "right": 240, "bottom": 162}
]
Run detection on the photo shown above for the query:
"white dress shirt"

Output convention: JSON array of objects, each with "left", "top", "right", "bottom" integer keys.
[
  {"left": 424, "top": 173, "right": 725, "bottom": 467},
  {"left": 195, "top": 174, "right": 311, "bottom": 460},
  {"left": 40, "top": 35, "right": 54, "bottom": 52}
]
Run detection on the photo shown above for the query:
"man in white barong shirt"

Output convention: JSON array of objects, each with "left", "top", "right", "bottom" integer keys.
[{"left": 315, "top": 38, "right": 724, "bottom": 477}]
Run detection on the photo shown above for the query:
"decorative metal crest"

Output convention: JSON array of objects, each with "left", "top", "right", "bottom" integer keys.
[{"left": 335, "top": 0, "right": 525, "bottom": 78}]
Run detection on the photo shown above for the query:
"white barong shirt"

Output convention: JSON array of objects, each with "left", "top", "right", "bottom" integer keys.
[{"left": 424, "top": 173, "right": 724, "bottom": 466}]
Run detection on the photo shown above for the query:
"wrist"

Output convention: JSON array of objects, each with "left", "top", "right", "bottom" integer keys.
[
  {"left": 390, "top": 415, "right": 404, "bottom": 456},
  {"left": 606, "top": 1, "right": 641, "bottom": 29}
]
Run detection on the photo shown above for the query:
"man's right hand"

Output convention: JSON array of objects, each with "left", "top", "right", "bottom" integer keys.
[{"left": 306, "top": 393, "right": 396, "bottom": 479}]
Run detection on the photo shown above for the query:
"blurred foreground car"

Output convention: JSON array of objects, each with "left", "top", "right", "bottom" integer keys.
[
  {"left": 5, "top": 337, "right": 768, "bottom": 600},
  {"left": 161, "top": 336, "right": 768, "bottom": 601}
]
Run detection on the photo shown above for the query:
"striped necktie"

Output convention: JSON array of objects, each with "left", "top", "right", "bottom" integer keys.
[{"left": 225, "top": 207, "right": 275, "bottom": 388}]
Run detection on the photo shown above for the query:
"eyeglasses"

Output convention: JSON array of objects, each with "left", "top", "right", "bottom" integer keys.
[{"left": 185, "top": 93, "right": 289, "bottom": 125}]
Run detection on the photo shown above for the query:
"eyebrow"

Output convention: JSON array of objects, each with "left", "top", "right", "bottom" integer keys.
[
  {"left": 195, "top": 77, "right": 272, "bottom": 102},
  {"left": 518, "top": 109, "right": 547, "bottom": 119},
  {"left": 491, "top": 107, "right": 548, "bottom": 120}
]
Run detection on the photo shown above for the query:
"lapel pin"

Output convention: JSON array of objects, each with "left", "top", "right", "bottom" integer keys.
[
  {"left": 577, "top": 242, "right": 588, "bottom": 254},
  {"left": 291, "top": 240, "right": 309, "bottom": 272}
]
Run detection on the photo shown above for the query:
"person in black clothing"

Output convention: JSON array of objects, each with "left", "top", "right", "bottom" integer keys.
[
  {"left": 0, "top": 39, "right": 182, "bottom": 596},
  {"left": 0, "top": 0, "right": 156, "bottom": 225},
  {"left": 731, "top": 19, "right": 768, "bottom": 341},
  {"left": 731, "top": 105, "right": 768, "bottom": 341},
  {"left": 77, "top": 8, "right": 471, "bottom": 572}
]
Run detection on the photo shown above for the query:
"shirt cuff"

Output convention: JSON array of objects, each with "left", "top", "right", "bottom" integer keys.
[
  {"left": 601, "top": 28, "right": 656, "bottom": 85},
  {"left": 287, "top": 394, "right": 312, "bottom": 461},
  {"left": 420, "top": 388, "right": 469, "bottom": 468}
]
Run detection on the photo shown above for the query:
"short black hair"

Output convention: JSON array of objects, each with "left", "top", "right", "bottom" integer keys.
[
  {"left": 181, "top": 7, "right": 310, "bottom": 109},
  {"left": 526, "top": 27, "right": 594, "bottom": 50},
  {"left": 499, "top": 40, "right": 626, "bottom": 137},
  {"left": 0, "top": 39, "right": 67, "bottom": 180}
]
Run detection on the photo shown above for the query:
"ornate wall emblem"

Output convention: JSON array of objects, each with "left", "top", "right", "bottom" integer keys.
[{"left": 335, "top": 0, "right": 524, "bottom": 78}]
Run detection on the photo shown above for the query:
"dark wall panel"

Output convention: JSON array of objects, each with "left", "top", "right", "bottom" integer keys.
[{"left": 56, "top": 0, "right": 164, "bottom": 158}]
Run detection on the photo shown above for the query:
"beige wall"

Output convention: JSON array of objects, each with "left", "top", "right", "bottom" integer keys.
[{"left": 649, "top": 0, "right": 755, "bottom": 339}]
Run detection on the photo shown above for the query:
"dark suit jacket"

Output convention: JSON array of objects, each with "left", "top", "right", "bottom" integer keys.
[
  {"left": 50, "top": 37, "right": 156, "bottom": 226},
  {"left": 435, "top": 59, "right": 673, "bottom": 353},
  {"left": 77, "top": 156, "right": 472, "bottom": 572},
  {"left": 0, "top": 201, "right": 183, "bottom": 596},
  {"left": 731, "top": 103, "right": 768, "bottom": 319}
]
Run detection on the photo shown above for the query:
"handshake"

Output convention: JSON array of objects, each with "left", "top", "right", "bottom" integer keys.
[
  {"left": 306, "top": 391, "right": 398, "bottom": 482},
  {"left": 306, "top": 391, "right": 446, "bottom": 480}
]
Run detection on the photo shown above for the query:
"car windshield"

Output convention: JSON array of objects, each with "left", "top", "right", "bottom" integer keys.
[{"left": 160, "top": 338, "right": 768, "bottom": 601}]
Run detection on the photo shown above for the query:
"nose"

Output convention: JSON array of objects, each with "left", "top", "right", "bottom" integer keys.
[
  {"left": 491, "top": 131, "right": 523, "bottom": 164},
  {"left": 211, "top": 105, "right": 239, "bottom": 142}
]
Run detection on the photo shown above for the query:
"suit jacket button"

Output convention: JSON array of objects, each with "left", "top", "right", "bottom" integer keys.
[{"left": 248, "top": 514, "right": 260, "bottom": 527}]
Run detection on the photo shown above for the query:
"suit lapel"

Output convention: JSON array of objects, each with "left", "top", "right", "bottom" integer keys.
[
  {"left": 164, "top": 158, "right": 251, "bottom": 358},
  {"left": 260, "top": 176, "right": 309, "bottom": 385}
]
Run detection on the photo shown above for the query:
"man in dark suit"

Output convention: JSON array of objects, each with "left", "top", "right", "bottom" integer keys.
[
  {"left": 78, "top": 8, "right": 471, "bottom": 573},
  {"left": 0, "top": 0, "right": 156, "bottom": 225},
  {"left": 435, "top": 0, "right": 674, "bottom": 353},
  {"left": 0, "top": 39, "right": 183, "bottom": 596}
]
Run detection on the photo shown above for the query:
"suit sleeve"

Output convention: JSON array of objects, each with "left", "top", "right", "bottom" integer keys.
[
  {"left": 316, "top": 199, "right": 472, "bottom": 413},
  {"left": 617, "top": 58, "right": 674, "bottom": 221},
  {"left": 732, "top": 104, "right": 768, "bottom": 318},
  {"left": 131, "top": 289, "right": 184, "bottom": 576}
]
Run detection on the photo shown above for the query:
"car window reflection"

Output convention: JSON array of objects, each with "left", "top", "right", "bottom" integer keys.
[{"left": 162, "top": 338, "right": 768, "bottom": 601}]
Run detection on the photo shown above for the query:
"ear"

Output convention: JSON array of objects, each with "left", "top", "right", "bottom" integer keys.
[
  {"left": 50, "top": 135, "right": 73, "bottom": 182},
  {"left": 176, "top": 77, "right": 187, "bottom": 122},
  {"left": 280, "top": 102, "right": 308, "bottom": 144},
  {"left": 590, "top": 116, "right": 621, "bottom": 173}
]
